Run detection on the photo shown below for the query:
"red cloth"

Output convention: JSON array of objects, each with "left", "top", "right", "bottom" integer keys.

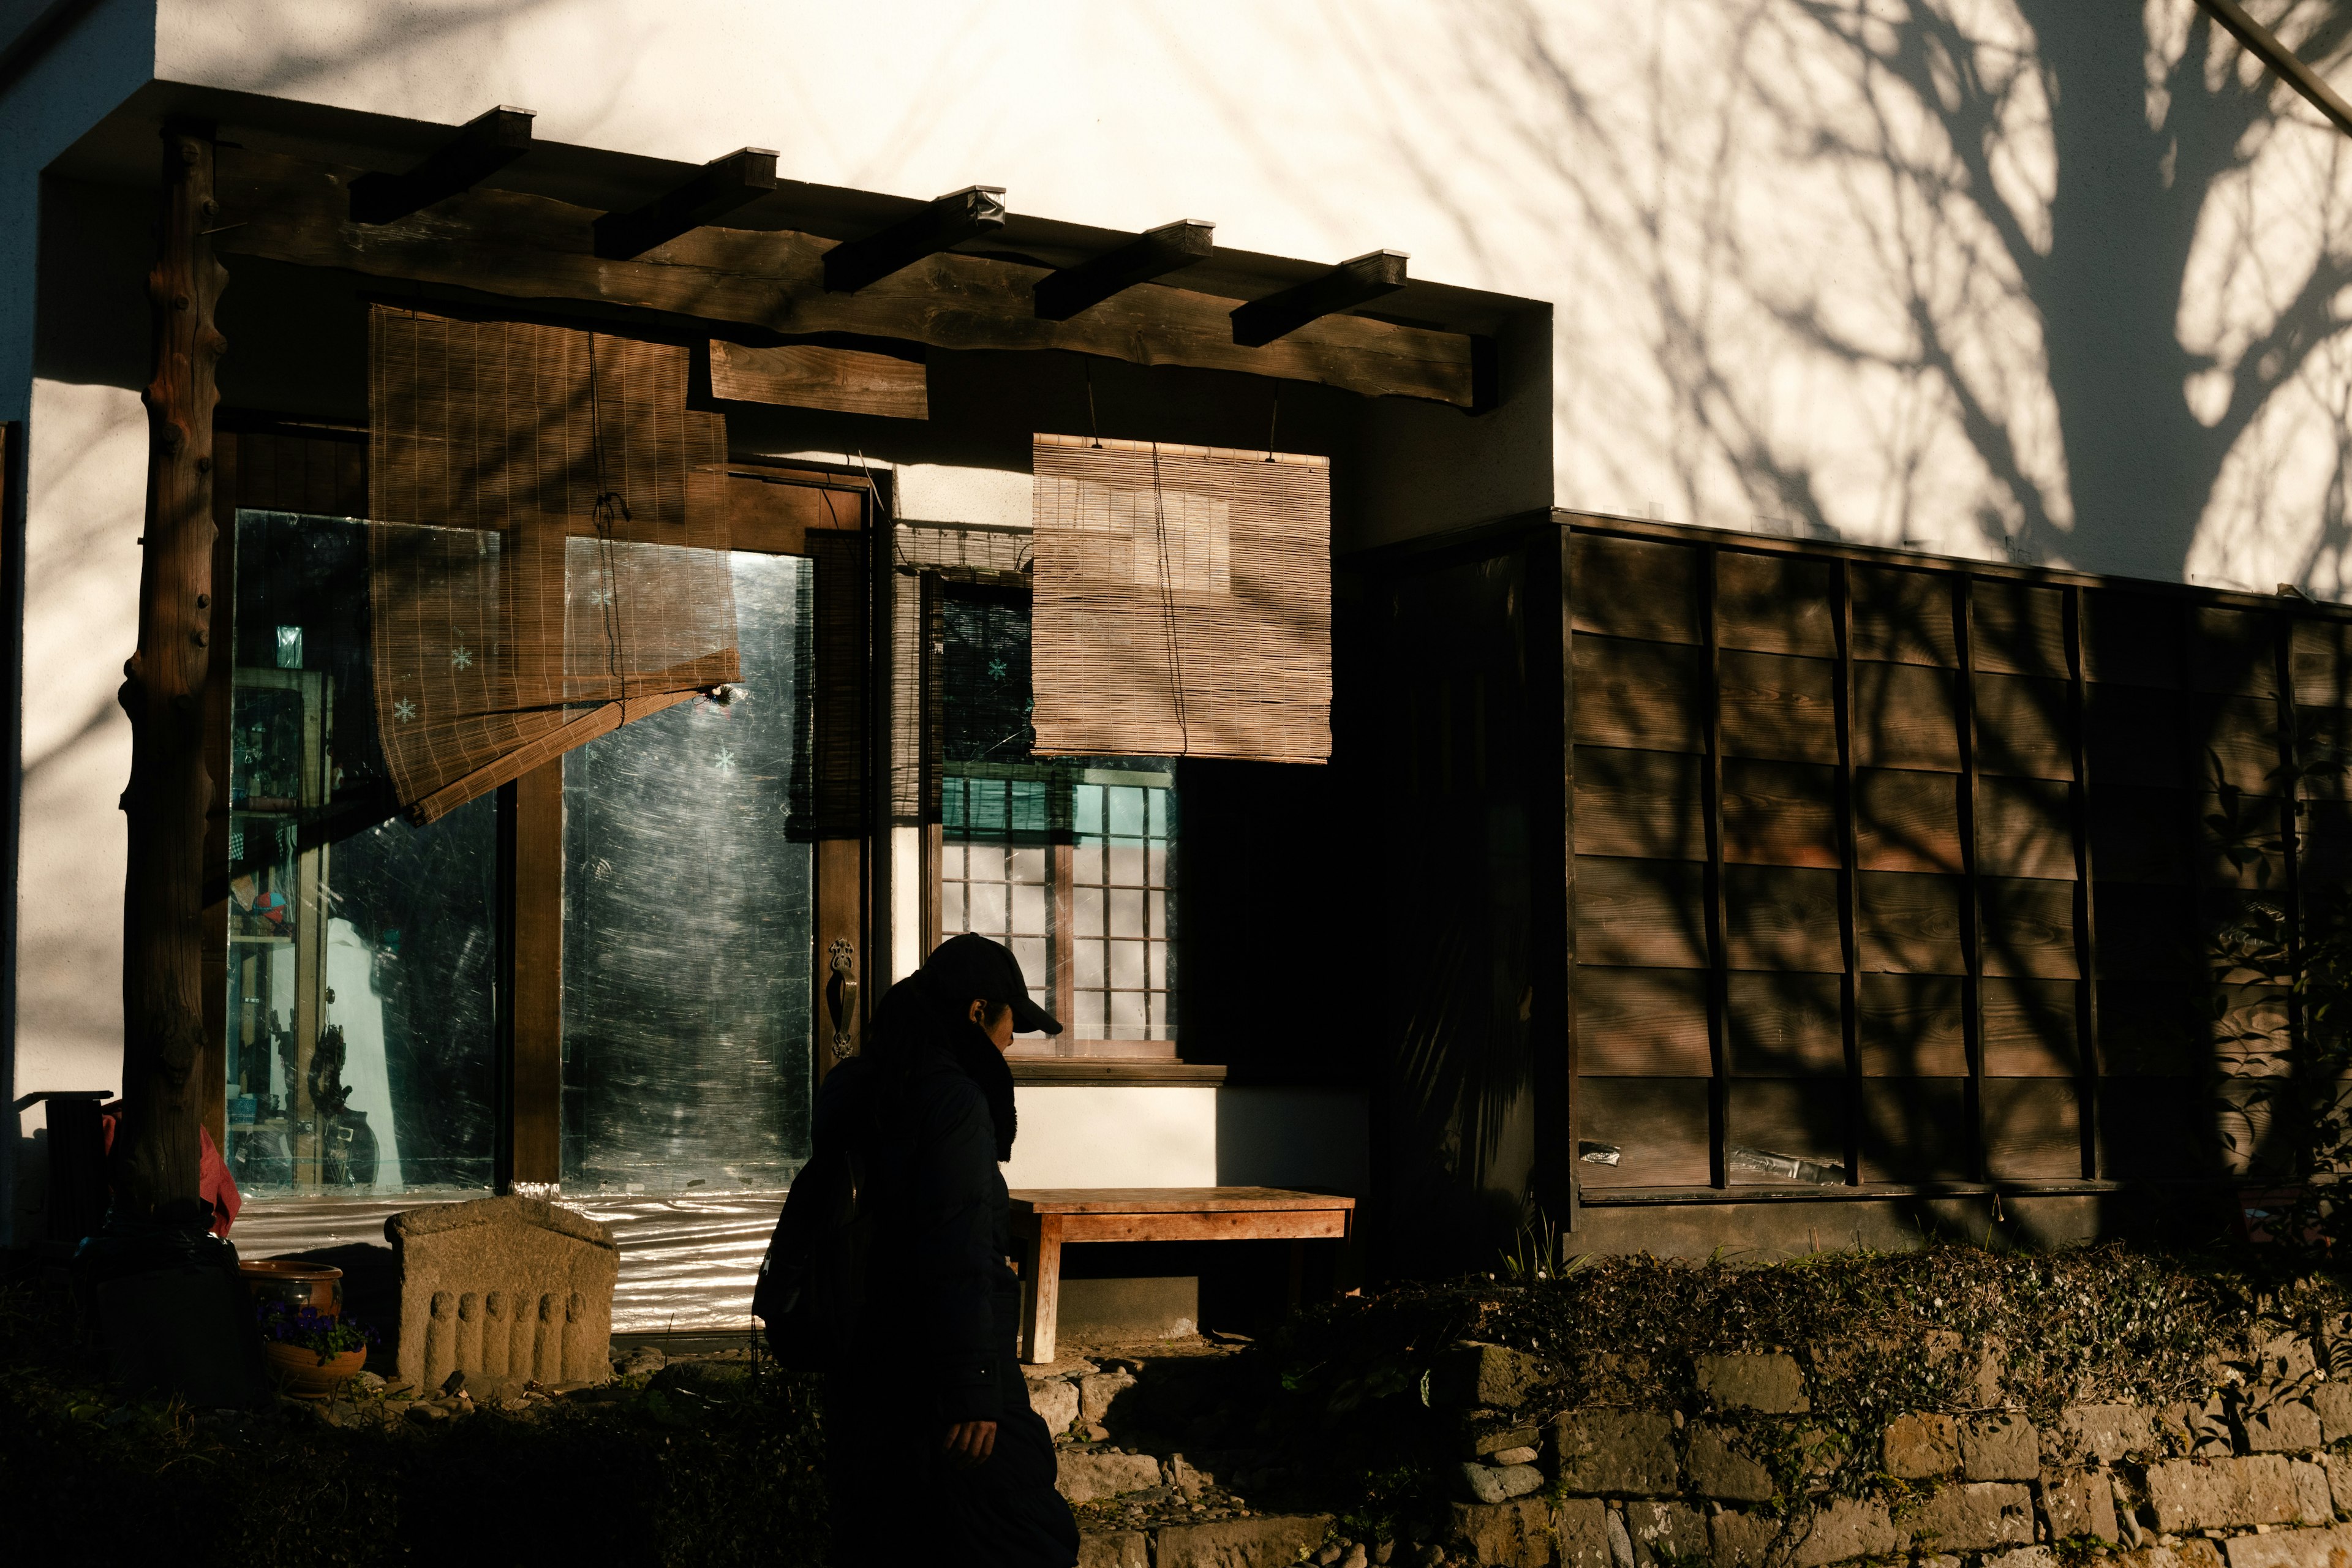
[{"left": 96, "top": 1104, "right": 243, "bottom": 1237}]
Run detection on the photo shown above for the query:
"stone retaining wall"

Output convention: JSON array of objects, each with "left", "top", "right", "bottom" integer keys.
[{"left": 1032, "top": 1329, "right": 2352, "bottom": 1568}]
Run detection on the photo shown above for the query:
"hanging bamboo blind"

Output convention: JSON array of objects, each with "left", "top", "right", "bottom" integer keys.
[
  {"left": 368, "top": 307, "right": 737, "bottom": 822},
  {"left": 1030, "top": 433, "right": 1330, "bottom": 764}
]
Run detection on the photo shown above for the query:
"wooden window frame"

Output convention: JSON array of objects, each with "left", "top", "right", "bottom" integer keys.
[{"left": 208, "top": 426, "right": 877, "bottom": 1194}]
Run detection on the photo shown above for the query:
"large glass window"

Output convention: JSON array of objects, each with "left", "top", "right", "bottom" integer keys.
[
  {"left": 560, "top": 551, "right": 816, "bottom": 1193},
  {"left": 225, "top": 510, "right": 500, "bottom": 1196},
  {"left": 933, "top": 583, "right": 1178, "bottom": 1046}
]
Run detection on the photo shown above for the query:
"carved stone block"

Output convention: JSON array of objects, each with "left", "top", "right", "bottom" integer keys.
[{"left": 386, "top": 1196, "right": 617, "bottom": 1393}]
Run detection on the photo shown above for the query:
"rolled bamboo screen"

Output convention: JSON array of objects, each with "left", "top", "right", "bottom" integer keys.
[
  {"left": 1030, "top": 433, "right": 1331, "bottom": 764},
  {"left": 369, "top": 307, "right": 737, "bottom": 822}
]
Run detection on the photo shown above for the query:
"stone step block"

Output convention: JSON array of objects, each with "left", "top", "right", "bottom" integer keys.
[
  {"left": 1461, "top": 1462, "right": 1546, "bottom": 1505},
  {"left": 1079, "top": 1529, "right": 1150, "bottom": 1568},
  {"left": 2238, "top": 1400, "right": 2324, "bottom": 1455},
  {"left": 2143, "top": 1455, "right": 2302, "bottom": 1533},
  {"left": 1057, "top": 1449, "right": 1164, "bottom": 1504},
  {"left": 1158, "top": 1514, "right": 1333, "bottom": 1568},
  {"left": 1434, "top": 1343, "right": 1545, "bottom": 1410},
  {"left": 2056, "top": 1403, "right": 2160, "bottom": 1465},
  {"left": 1695, "top": 1353, "right": 1809, "bottom": 1414},
  {"left": 2222, "top": 1522, "right": 2352, "bottom": 1568},
  {"left": 1624, "top": 1500, "right": 1707, "bottom": 1567},
  {"left": 1028, "top": 1374, "right": 1079, "bottom": 1438},
  {"left": 1451, "top": 1498, "right": 1569, "bottom": 1568},
  {"left": 2038, "top": 1468, "right": 2120, "bottom": 1542},
  {"left": 1899, "top": 1481, "right": 2035, "bottom": 1553},
  {"left": 1686, "top": 1425, "right": 1774, "bottom": 1502},
  {"left": 1709, "top": 1499, "right": 1894, "bottom": 1568},
  {"left": 1963, "top": 1414, "right": 2040, "bottom": 1481},
  {"left": 1551, "top": 1409, "right": 1681, "bottom": 1497},
  {"left": 1885, "top": 1412, "right": 1963, "bottom": 1479}
]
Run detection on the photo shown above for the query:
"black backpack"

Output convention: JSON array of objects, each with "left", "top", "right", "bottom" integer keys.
[{"left": 753, "top": 1098, "right": 875, "bottom": 1373}]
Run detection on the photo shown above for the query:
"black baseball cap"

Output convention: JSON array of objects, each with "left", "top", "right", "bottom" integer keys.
[{"left": 920, "top": 933, "right": 1064, "bottom": 1036}]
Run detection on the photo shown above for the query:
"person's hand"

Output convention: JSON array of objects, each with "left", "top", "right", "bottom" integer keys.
[{"left": 943, "top": 1419, "right": 998, "bottom": 1468}]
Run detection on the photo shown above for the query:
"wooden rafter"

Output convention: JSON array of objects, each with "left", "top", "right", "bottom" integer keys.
[
  {"left": 824, "top": 185, "right": 1006, "bottom": 294},
  {"left": 209, "top": 146, "right": 1475, "bottom": 405},
  {"left": 1231, "top": 251, "right": 1409, "bottom": 348},
  {"left": 115, "top": 123, "right": 226, "bottom": 1216},
  {"left": 593, "top": 146, "right": 779, "bottom": 260},
  {"left": 349, "top": 105, "right": 534, "bottom": 225},
  {"left": 1033, "top": 219, "right": 1215, "bottom": 321}
]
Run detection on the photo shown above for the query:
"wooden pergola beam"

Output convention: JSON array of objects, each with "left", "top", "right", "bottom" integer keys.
[
  {"left": 593, "top": 146, "right": 779, "bottom": 260},
  {"left": 2193, "top": 0, "right": 2352, "bottom": 140},
  {"left": 349, "top": 105, "right": 534, "bottom": 225},
  {"left": 1033, "top": 219, "right": 1215, "bottom": 322},
  {"left": 1231, "top": 251, "right": 1409, "bottom": 348},
  {"left": 214, "top": 147, "right": 1476, "bottom": 405},
  {"left": 824, "top": 185, "right": 1007, "bottom": 294},
  {"left": 115, "top": 122, "right": 226, "bottom": 1217}
]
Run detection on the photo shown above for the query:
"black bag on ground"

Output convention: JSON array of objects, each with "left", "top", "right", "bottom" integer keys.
[{"left": 753, "top": 1100, "right": 873, "bottom": 1372}]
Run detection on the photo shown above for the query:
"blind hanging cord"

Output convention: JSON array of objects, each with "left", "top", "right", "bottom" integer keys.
[
  {"left": 1267, "top": 382, "right": 1280, "bottom": 461},
  {"left": 1085, "top": 359, "right": 1102, "bottom": 448},
  {"left": 1147, "top": 439, "right": 1189, "bottom": 753},
  {"left": 587, "top": 334, "right": 631, "bottom": 688}
]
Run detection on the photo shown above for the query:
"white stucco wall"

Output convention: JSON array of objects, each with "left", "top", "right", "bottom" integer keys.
[{"left": 1002, "top": 1085, "right": 1370, "bottom": 1195}]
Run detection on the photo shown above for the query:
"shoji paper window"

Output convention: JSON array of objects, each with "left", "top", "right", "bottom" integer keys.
[
  {"left": 1030, "top": 434, "right": 1330, "bottom": 764},
  {"left": 369, "top": 307, "right": 737, "bottom": 822}
]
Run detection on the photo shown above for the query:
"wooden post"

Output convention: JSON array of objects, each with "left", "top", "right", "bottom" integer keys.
[{"left": 113, "top": 123, "right": 225, "bottom": 1216}]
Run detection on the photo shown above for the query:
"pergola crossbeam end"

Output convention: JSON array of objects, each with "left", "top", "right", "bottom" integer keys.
[
  {"left": 1231, "top": 250, "right": 1409, "bottom": 348},
  {"left": 592, "top": 146, "right": 780, "bottom": 260},
  {"left": 824, "top": 184, "right": 1007, "bottom": 294},
  {"left": 349, "top": 105, "right": 535, "bottom": 225},
  {"left": 1033, "top": 218, "right": 1215, "bottom": 321}
]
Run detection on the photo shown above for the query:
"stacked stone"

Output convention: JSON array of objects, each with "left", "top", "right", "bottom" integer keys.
[{"left": 1440, "top": 1336, "right": 2352, "bottom": 1568}]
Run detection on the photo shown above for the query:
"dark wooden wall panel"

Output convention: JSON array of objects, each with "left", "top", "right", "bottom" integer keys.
[
  {"left": 1724, "top": 865, "right": 1844, "bottom": 971},
  {"left": 1717, "top": 552, "right": 1838, "bottom": 657},
  {"left": 1860, "top": 1077, "right": 1971, "bottom": 1180},
  {"left": 1851, "top": 566, "right": 1957, "bottom": 666},
  {"left": 1978, "top": 878, "right": 2078, "bottom": 977},
  {"left": 1983, "top": 1079, "right": 2082, "bottom": 1178},
  {"left": 1547, "top": 519, "right": 2352, "bottom": 1202},
  {"left": 1719, "top": 651, "right": 1838, "bottom": 762},
  {"left": 1726, "top": 1079, "right": 1846, "bottom": 1177},
  {"left": 1574, "top": 966, "right": 1711, "bottom": 1075},
  {"left": 1852, "top": 663, "right": 1962, "bottom": 769},
  {"left": 1721, "top": 759, "right": 1838, "bottom": 867},
  {"left": 1724, "top": 971, "right": 1845, "bottom": 1074},
  {"left": 1575, "top": 747, "right": 1704, "bottom": 860},
  {"left": 1577, "top": 856, "right": 1709, "bottom": 967},
  {"left": 1858, "top": 873, "right": 1969, "bottom": 973},
  {"left": 1573, "top": 637, "right": 1703, "bottom": 751},
  {"left": 1577, "top": 1077, "right": 1713, "bottom": 1186},
  {"left": 1855, "top": 768, "right": 1963, "bottom": 872},
  {"left": 1572, "top": 535, "right": 1700, "bottom": 643}
]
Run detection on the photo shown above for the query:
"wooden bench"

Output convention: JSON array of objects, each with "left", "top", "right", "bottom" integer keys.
[{"left": 1008, "top": 1186, "right": 1356, "bottom": 1364}]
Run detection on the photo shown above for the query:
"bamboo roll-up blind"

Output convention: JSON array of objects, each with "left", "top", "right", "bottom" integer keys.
[
  {"left": 1030, "top": 433, "right": 1330, "bottom": 763},
  {"left": 369, "top": 307, "right": 737, "bottom": 822}
]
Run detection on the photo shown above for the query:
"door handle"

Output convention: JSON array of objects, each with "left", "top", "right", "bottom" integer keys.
[{"left": 827, "top": 938, "right": 859, "bottom": 1058}]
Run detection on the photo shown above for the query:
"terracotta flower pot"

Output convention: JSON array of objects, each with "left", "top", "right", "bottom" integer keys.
[
  {"left": 265, "top": 1341, "right": 368, "bottom": 1398},
  {"left": 239, "top": 1259, "right": 343, "bottom": 1321}
]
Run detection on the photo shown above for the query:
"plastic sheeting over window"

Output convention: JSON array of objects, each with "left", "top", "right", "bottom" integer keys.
[{"left": 560, "top": 552, "right": 816, "bottom": 1193}]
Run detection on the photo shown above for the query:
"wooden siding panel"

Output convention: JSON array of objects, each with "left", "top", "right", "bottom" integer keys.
[
  {"left": 2087, "top": 684, "right": 2189, "bottom": 787},
  {"left": 1980, "top": 978, "right": 2079, "bottom": 1074},
  {"left": 1721, "top": 758, "right": 1838, "bottom": 867},
  {"left": 1973, "top": 581, "right": 2069, "bottom": 676},
  {"left": 1574, "top": 966, "right": 1712, "bottom": 1076},
  {"left": 1856, "top": 973, "right": 1967, "bottom": 1075},
  {"left": 2291, "top": 619, "right": 2352, "bottom": 707},
  {"left": 1576, "top": 1077, "right": 1713, "bottom": 1186},
  {"left": 1575, "top": 746, "right": 1704, "bottom": 861},
  {"left": 1724, "top": 864, "right": 1844, "bottom": 971},
  {"left": 1576, "top": 856, "right": 1709, "bottom": 968},
  {"left": 1725, "top": 970, "right": 1846, "bottom": 1076},
  {"left": 1976, "top": 778, "right": 2078, "bottom": 880},
  {"left": 1726, "top": 1079, "right": 1847, "bottom": 1178},
  {"left": 1851, "top": 565, "right": 1957, "bottom": 666},
  {"left": 2088, "top": 788, "right": 2193, "bottom": 883},
  {"left": 2092, "top": 883, "right": 2199, "bottom": 976},
  {"left": 1860, "top": 1077, "right": 1972, "bottom": 1181},
  {"left": 1858, "top": 872, "right": 1969, "bottom": 973},
  {"left": 1852, "top": 663, "right": 1962, "bottom": 770},
  {"left": 1573, "top": 636, "right": 1703, "bottom": 752},
  {"left": 1979, "top": 877, "right": 2079, "bottom": 978},
  {"left": 1716, "top": 551, "right": 1838, "bottom": 657},
  {"left": 1974, "top": 673, "right": 2075, "bottom": 779},
  {"left": 1572, "top": 535, "right": 1700, "bottom": 644},
  {"left": 2190, "top": 607, "right": 2278, "bottom": 696},
  {"left": 1855, "top": 767, "right": 1964, "bottom": 873},
  {"left": 1719, "top": 650, "right": 1839, "bottom": 763},
  {"left": 2082, "top": 591, "right": 2183, "bottom": 687},
  {"left": 1983, "top": 1079, "right": 2082, "bottom": 1178}
]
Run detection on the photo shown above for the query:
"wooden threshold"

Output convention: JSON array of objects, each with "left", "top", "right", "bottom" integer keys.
[{"left": 1008, "top": 1060, "right": 1228, "bottom": 1087}]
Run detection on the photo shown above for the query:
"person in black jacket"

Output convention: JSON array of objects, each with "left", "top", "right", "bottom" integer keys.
[{"left": 816, "top": 933, "right": 1079, "bottom": 1567}]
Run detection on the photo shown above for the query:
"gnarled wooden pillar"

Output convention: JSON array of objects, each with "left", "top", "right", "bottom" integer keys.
[{"left": 113, "top": 123, "right": 225, "bottom": 1217}]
